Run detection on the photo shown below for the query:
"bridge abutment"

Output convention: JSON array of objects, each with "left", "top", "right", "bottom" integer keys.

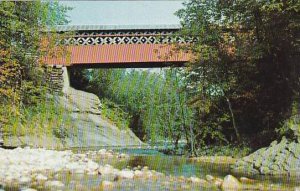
[{"left": 46, "top": 65, "right": 69, "bottom": 94}]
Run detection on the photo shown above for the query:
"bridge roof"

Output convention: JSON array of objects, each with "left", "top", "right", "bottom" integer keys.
[{"left": 54, "top": 24, "right": 181, "bottom": 32}]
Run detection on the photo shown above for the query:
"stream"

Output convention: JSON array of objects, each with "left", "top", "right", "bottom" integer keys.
[
  {"left": 2, "top": 147, "right": 300, "bottom": 191},
  {"left": 61, "top": 147, "right": 300, "bottom": 191}
]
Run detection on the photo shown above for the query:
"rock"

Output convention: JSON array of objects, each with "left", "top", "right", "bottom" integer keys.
[
  {"left": 45, "top": 180, "right": 65, "bottom": 188},
  {"left": 98, "top": 164, "right": 115, "bottom": 175},
  {"left": 240, "top": 177, "right": 256, "bottom": 184},
  {"left": 35, "top": 174, "right": 48, "bottom": 181},
  {"left": 21, "top": 189, "right": 37, "bottom": 191},
  {"left": 232, "top": 137, "right": 300, "bottom": 175},
  {"left": 86, "top": 161, "right": 99, "bottom": 171},
  {"left": 87, "top": 171, "right": 98, "bottom": 175},
  {"left": 19, "top": 176, "right": 31, "bottom": 184},
  {"left": 189, "top": 176, "right": 208, "bottom": 184},
  {"left": 260, "top": 166, "right": 271, "bottom": 174},
  {"left": 206, "top": 174, "right": 215, "bottom": 181},
  {"left": 134, "top": 170, "right": 143, "bottom": 178},
  {"left": 101, "top": 181, "right": 114, "bottom": 189},
  {"left": 75, "top": 169, "right": 85, "bottom": 174},
  {"left": 295, "top": 187, "right": 300, "bottom": 191},
  {"left": 118, "top": 170, "right": 134, "bottom": 179},
  {"left": 221, "top": 175, "right": 242, "bottom": 191},
  {"left": 270, "top": 140, "right": 278, "bottom": 147},
  {"left": 214, "top": 178, "right": 223, "bottom": 188},
  {"left": 98, "top": 149, "right": 107, "bottom": 155}
]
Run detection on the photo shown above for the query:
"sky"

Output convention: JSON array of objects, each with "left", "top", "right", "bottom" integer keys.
[{"left": 60, "top": 1, "right": 185, "bottom": 25}]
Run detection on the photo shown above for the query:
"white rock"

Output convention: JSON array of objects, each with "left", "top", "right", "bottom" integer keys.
[
  {"left": 143, "top": 171, "right": 153, "bottom": 178},
  {"left": 87, "top": 171, "right": 98, "bottom": 175},
  {"left": 222, "top": 175, "right": 242, "bottom": 191},
  {"left": 35, "top": 174, "right": 48, "bottom": 181},
  {"left": 45, "top": 180, "right": 65, "bottom": 188},
  {"left": 86, "top": 161, "right": 99, "bottom": 171},
  {"left": 98, "top": 165, "right": 115, "bottom": 175},
  {"left": 19, "top": 176, "right": 31, "bottom": 184},
  {"left": 21, "top": 188, "right": 37, "bottom": 191},
  {"left": 98, "top": 149, "right": 107, "bottom": 154},
  {"left": 75, "top": 169, "right": 85, "bottom": 174},
  {"left": 118, "top": 170, "right": 134, "bottom": 179},
  {"left": 134, "top": 170, "right": 143, "bottom": 177},
  {"left": 295, "top": 187, "right": 300, "bottom": 191},
  {"left": 101, "top": 180, "right": 114, "bottom": 189}
]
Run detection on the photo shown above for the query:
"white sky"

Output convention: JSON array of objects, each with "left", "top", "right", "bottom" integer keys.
[{"left": 60, "top": 1, "right": 185, "bottom": 25}]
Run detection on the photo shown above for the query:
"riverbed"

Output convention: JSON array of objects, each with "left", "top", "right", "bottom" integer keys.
[
  {"left": 72, "top": 147, "right": 300, "bottom": 190},
  {"left": 1, "top": 147, "right": 300, "bottom": 191}
]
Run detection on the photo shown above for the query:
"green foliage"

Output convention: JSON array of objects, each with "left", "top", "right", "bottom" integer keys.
[
  {"left": 1, "top": 97, "right": 74, "bottom": 142},
  {"left": 176, "top": 0, "right": 300, "bottom": 147},
  {"left": 0, "top": 1, "right": 70, "bottom": 106},
  {"left": 100, "top": 98, "right": 131, "bottom": 130},
  {"left": 276, "top": 101, "right": 300, "bottom": 140},
  {"left": 80, "top": 68, "right": 194, "bottom": 148},
  {"left": 0, "top": 1, "right": 71, "bottom": 144}
]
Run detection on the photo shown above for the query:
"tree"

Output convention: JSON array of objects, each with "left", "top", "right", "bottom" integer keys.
[
  {"left": 176, "top": 0, "right": 300, "bottom": 147},
  {"left": 0, "top": 1, "right": 70, "bottom": 129}
]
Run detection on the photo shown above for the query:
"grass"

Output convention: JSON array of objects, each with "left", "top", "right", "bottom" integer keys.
[
  {"left": 100, "top": 98, "right": 131, "bottom": 130},
  {"left": 0, "top": 96, "right": 76, "bottom": 147}
]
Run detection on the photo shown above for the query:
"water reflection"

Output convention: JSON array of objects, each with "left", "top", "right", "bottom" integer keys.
[{"left": 100, "top": 148, "right": 300, "bottom": 189}]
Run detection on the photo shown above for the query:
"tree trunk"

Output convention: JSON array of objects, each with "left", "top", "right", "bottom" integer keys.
[
  {"left": 189, "top": 124, "right": 197, "bottom": 157},
  {"left": 225, "top": 96, "right": 241, "bottom": 143}
]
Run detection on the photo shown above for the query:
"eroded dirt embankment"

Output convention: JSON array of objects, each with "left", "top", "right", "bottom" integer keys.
[{"left": 61, "top": 87, "right": 144, "bottom": 147}]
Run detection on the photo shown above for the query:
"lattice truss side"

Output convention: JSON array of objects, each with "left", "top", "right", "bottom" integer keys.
[{"left": 62, "top": 30, "right": 194, "bottom": 45}]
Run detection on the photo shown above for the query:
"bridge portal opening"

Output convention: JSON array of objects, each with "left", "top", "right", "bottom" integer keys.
[{"left": 67, "top": 67, "right": 191, "bottom": 148}]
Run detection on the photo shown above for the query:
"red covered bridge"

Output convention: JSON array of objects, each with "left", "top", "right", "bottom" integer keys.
[{"left": 45, "top": 25, "right": 191, "bottom": 68}]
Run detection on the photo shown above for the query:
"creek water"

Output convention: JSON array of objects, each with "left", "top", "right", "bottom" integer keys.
[
  {"left": 65, "top": 147, "right": 300, "bottom": 191},
  {"left": 3, "top": 148, "right": 300, "bottom": 191}
]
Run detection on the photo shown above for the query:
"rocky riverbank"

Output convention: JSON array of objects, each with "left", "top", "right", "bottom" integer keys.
[
  {"left": 1, "top": 147, "right": 299, "bottom": 191},
  {"left": 232, "top": 137, "right": 300, "bottom": 176}
]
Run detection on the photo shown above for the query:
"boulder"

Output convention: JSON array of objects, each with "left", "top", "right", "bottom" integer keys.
[
  {"left": 118, "top": 170, "right": 134, "bottom": 179},
  {"left": 45, "top": 180, "right": 64, "bottom": 188},
  {"left": 35, "top": 174, "right": 48, "bottom": 181},
  {"left": 19, "top": 176, "right": 31, "bottom": 184},
  {"left": 239, "top": 177, "right": 256, "bottom": 184},
  {"left": 221, "top": 175, "right": 242, "bottom": 191},
  {"left": 98, "top": 164, "right": 115, "bottom": 175},
  {"left": 101, "top": 181, "right": 114, "bottom": 189},
  {"left": 133, "top": 170, "right": 143, "bottom": 178},
  {"left": 189, "top": 176, "right": 208, "bottom": 184},
  {"left": 232, "top": 137, "right": 300, "bottom": 175},
  {"left": 205, "top": 174, "right": 215, "bottom": 181},
  {"left": 214, "top": 178, "right": 223, "bottom": 187},
  {"left": 21, "top": 189, "right": 37, "bottom": 191}
]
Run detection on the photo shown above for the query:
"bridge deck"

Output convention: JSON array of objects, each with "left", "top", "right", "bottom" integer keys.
[{"left": 45, "top": 25, "right": 190, "bottom": 68}]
